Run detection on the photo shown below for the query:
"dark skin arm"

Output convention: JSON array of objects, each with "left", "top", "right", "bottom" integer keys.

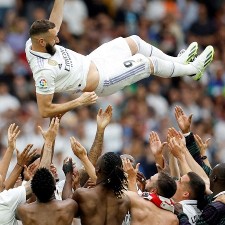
[{"left": 79, "top": 105, "right": 112, "bottom": 186}]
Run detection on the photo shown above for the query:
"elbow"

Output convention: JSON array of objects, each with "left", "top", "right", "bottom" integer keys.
[{"left": 39, "top": 108, "right": 51, "bottom": 118}]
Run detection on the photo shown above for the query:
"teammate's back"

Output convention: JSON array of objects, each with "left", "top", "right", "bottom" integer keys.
[
  {"left": 17, "top": 199, "right": 77, "bottom": 225},
  {"left": 73, "top": 186, "right": 130, "bottom": 225}
]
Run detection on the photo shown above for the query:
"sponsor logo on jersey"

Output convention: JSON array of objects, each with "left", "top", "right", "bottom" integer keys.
[
  {"left": 48, "top": 59, "right": 58, "bottom": 66},
  {"left": 39, "top": 78, "right": 48, "bottom": 89}
]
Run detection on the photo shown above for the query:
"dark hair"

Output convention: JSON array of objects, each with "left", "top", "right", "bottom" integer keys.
[
  {"left": 21, "top": 154, "right": 41, "bottom": 181},
  {"left": 187, "top": 172, "right": 207, "bottom": 210},
  {"left": 29, "top": 19, "right": 55, "bottom": 37},
  {"left": 100, "top": 152, "right": 127, "bottom": 198},
  {"left": 157, "top": 172, "right": 177, "bottom": 198},
  {"left": 31, "top": 168, "right": 55, "bottom": 203}
]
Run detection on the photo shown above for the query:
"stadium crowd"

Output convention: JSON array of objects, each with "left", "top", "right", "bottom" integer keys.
[{"left": 1, "top": 0, "right": 225, "bottom": 224}]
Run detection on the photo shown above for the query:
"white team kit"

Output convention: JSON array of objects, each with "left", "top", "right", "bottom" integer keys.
[
  {"left": 25, "top": 37, "right": 150, "bottom": 97},
  {"left": 180, "top": 200, "right": 202, "bottom": 225}
]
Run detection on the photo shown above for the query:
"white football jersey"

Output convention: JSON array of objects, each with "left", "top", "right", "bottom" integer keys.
[{"left": 25, "top": 39, "right": 91, "bottom": 95}]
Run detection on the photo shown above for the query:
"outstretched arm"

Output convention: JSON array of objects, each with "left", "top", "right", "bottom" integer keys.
[
  {"left": 4, "top": 144, "right": 36, "bottom": 190},
  {"left": 88, "top": 105, "right": 113, "bottom": 166},
  {"left": 0, "top": 124, "right": 20, "bottom": 181},
  {"left": 37, "top": 92, "right": 98, "bottom": 118},
  {"left": 79, "top": 105, "right": 112, "bottom": 185},
  {"left": 70, "top": 137, "right": 97, "bottom": 182},
  {"left": 49, "top": 0, "right": 65, "bottom": 32},
  {"left": 149, "top": 131, "right": 166, "bottom": 169},
  {"left": 38, "top": 117, "right": 60, "bottom": 168}
]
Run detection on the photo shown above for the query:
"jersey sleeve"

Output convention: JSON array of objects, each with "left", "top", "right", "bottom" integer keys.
[{"left": 35, "top": 69, "right": 56, "bottom": 95}]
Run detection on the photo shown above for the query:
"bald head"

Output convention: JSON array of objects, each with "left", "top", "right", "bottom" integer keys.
[
  {"left": 210, "top": 163, "right": 225, "bottom": 193},
  {"left": 212, "top": 163, "right": 225, "bottom": 180}
]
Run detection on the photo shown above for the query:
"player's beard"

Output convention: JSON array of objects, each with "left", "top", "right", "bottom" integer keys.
[{"left": 46, "top": 43, "right": 56, "bottom": 55}]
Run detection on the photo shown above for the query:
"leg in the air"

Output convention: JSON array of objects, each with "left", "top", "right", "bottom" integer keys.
[
  {"left": 126, "top": 35, "right": 198, "bottom": 64},
  {"left": 148, "top": 45, "right": 214, "bottom": 79}
]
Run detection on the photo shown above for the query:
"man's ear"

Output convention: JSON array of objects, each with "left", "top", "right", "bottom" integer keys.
[
  {"left": 183, "top": 191, "right": 190, "bottom": 199},
  {"left": 38, "top": 38, "right": 46, "bottom": 47}
]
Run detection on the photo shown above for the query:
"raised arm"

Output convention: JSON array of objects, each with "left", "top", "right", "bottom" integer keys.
[
  {"left": 36, "top": 92, "right": 98, "bottom": 118},
  {"left": 149, "top": 131, "right": 166, "bottom": 169},
  {"left": 78, "top": 106, "right": 112, "bottom": 185},
  {"left": 88, "top": 105, "right": 112, "bottom": 166},
  {"left": 174, "top": 105, "right": 212, "bottom": 175},
  {"left": 122, "top": 158, "right": 140, "bottom": 192},
  {"left": 0, "top": 124, "right": 20, "bottom": 181},
  {"left": 38, "top": 117, "right": 60, "bottom": 168},
  {"left": 4, "top": 144, "right": 36, "bottom": 190},
  {"left": 49, "top": 0, "right": 65, "bottom": 32},
  {"left": 167, "top": 136, "right": 191, "bottom": 175},
  {"left": 194, "top": 134, "right": 212, "bottom": 169},
  {"left": 62, "top": 158, "right": 73, "bottom": 199},
  {"left": 70, "top": 137, "right": 97, "bottom": 182}
]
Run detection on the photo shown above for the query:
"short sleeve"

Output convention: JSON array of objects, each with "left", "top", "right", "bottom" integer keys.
[
  {"left": 0, "top": 186, "right": 26, "bottom": 211},
  {"left": 35, "top": 69, "right": 56, "bottom": 95}
]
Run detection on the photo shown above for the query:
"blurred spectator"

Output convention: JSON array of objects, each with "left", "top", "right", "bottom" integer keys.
[
  {"left": 63, "top": 0, "right": 88, "bottom": 37},
  {"left": 187, "top": 3, "right": 217, "bottom": 49}
]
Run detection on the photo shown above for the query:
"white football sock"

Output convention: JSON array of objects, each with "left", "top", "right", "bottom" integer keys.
[{"left": 150, "top": 56, "right": 197, "bottom": 78}]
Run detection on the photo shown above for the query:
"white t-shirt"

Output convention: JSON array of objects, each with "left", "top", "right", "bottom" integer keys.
[
  {"left": 180, "top": 200, "right": 202, "bottom": 225},
  {"left": 25, "top": 39, "right": 91, "bottom": 95},
  {"left": 0, "top": 186, "right": 26, "bottom": 225}
]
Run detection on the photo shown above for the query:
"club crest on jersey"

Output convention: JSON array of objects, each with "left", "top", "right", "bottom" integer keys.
[
  {"left": 48, "top": 59, "right": 58, "bottom": 66},
  {"left": 39, "top": 78, "right": 48, "bottom": 89}
]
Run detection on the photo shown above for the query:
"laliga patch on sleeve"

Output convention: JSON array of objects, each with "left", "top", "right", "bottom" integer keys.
[{"left": 38, "top": 78, "right": 48, "bottom": 89}]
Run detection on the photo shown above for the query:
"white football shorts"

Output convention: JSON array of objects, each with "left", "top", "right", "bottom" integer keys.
[{"left": 87, "top": 37, "right": 151, "bottom": 97}]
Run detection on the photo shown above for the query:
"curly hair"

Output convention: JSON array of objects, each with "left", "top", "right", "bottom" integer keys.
[
  {"left": 100, "top": 152, "right": 127, "bottom": 198},
  {"left": 30, "top": 19, "right": 55, "bottom": 37},
  {"left": 31, "top": 168, "right": 55, "bottom": 203}
]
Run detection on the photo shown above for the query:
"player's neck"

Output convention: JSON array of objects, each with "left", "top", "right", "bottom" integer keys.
[{"left": 31, "top": 43, "right": 47, "bottom": 53}]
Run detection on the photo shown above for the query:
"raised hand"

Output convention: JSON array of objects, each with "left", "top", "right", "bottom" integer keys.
[
  {"left": 174, "top": 106, "right": 192, "bottom": 134},
  {"left": 136, "top": 172, "right": 146, "bottom": 192},
  {"left": 122, "top": 158, "right": 140, "bottom": 180},
  {"left": 149, "top": 131, "right": 167, "bottom": 156},
  {"left": 38, "top": 117, "right": 60, "bottom": 142},
  {"left": 78, "top": 92, "right": 98, "bottom": 106},
  {"left": 63, "top": 157, "right": 73, "bottom": 175},
  {"left": 167, "top": 127, "right": 186, "bottom": 146},
  {"left": 72, "top": 163, "right": 80, "bottom": 190},
  {"left": 16, "top": 144, "right": 36, "bottom": 167},
  {"left": 194, "top": 134, "right": 210, "bottom": 157},
  {"left": 7, "top": 123, "right": 20, "bottom": 151},
  {"left": 97, "top": 105, "right": 113, "bottom": 130},
  {"left": 70, "top": 137, "right": 87, "bottom": 160},
  {"left": 167, "top": 137, "right": 186, "bottom": 160}
]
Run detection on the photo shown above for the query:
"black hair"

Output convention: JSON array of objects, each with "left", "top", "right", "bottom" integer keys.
[
  {"left": 31, "top": 168, "right": 55, "bottom": 203},
  {"left": 157, "top": 172, "right": 177, "bottom": 198},
  {"left": 187, "top": 172, "right": 206, "bottom": 210},
  {"left": 21, "top": 154, "right": 41, "bottom": 181},
  {"left": 29, "top": 19, "right": 55, "bottom": 37},
  {"left": 100, "top": 152, "right": 127, "bottom": 198}
]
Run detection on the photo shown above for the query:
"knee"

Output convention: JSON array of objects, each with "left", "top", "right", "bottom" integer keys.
[{"left": 125, "top": 35, "right": 141, "bottom": 55}]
